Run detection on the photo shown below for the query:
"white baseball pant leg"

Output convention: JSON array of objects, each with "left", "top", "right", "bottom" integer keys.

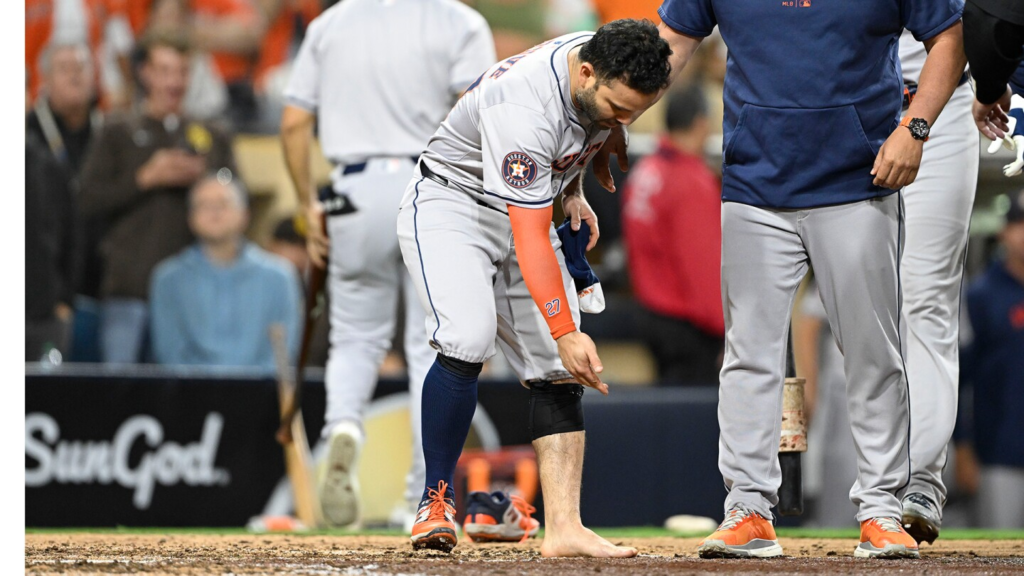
[
  {"left": 901, "top": 84, "right": 979, "bottom": 511},
  {"left": 322, "top": 157, "right": 432, "bottom": 505}
]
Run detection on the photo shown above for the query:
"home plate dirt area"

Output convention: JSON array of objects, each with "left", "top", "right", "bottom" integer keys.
[{"left": 25, "top": 533, "right": 1024, "bottom": 575}]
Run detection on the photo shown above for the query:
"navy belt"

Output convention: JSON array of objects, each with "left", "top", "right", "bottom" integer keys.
[
  {"left": 419, "top": 162, "right": 508, "bottom": 215},
  {"left": 419, "top": 161, "right": 449, "bottom": 187},
  {"left": 340, "top": 156, "right": 419, "bottom": 176},
  {"left": 903, "top": 71, "right": 970, "bottom": 111}
]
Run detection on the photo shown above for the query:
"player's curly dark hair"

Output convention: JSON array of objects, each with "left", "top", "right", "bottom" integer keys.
[{"left": 579, "top": 19, "right": 672, "bottom": 95}]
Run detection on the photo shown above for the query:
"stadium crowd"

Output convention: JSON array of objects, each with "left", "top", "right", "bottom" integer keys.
[{"left": 24, "top": 0, "right": 1023, "bottom": 529}]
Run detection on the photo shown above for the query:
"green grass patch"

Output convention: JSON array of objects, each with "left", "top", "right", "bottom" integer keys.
[{"left": 26, "top": 526, "right": 1024, "bottom": 540}]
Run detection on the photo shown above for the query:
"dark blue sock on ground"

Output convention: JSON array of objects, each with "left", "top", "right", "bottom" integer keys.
[{"left": 420, "top": 356, "right": 479, "bottom": 503}]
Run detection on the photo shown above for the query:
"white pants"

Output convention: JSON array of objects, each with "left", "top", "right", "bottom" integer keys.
[
  {"left": 322, "top": 157, "right": 435, "bottom": 506},
  {"left": 397, "top": 174, "right": 579, "bottom": 382},
  {"left": 901, "top": 83, "right": 979, "bottom": 511},
  {"left": 719, "top": 195, "right": 909, "bottom": 521}
]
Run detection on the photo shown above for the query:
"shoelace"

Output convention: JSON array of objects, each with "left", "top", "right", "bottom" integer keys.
[
  {"left": 509, "top": 495, "right": 537, "bottom": 543},
  {"left": 718, "top": 505, "right": 758, "bottom": 531},
  {"left": 424, "top": 480, "right": 455, "bottom": 523},
  {"left": 871, "top": 517, "right": 904, "bottom": 533}
]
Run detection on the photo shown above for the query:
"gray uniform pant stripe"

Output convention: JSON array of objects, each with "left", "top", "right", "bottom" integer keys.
[{"left": 719, "top": 195, "right": 909, "bottom": 521}]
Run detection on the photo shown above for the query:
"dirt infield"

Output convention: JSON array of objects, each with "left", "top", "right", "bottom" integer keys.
[{"left": 26, "top": 533, "right": 1024, "bottom": 575}]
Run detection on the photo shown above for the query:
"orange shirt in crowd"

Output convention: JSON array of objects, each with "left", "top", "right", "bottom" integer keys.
[
  {"left": 590, "top": 0, "right": 661, "bottom": 25},
  {"left": 25, "top": 0, "right": 126, "bottom": 99},
  {"left": 254, "top": 0, "right": 319, "bottom": 88},
  {"left": 194, "top": 0, "right": 261, "bottom": 84},
  {"left": 124, "top": 0, "right": 152, "bottom": 35}
]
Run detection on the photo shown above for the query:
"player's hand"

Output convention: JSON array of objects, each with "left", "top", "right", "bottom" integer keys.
[
  {"left": 561, "top": 194, "right": 600, "bottom": 251},
  {"left": 592, "top": 125, "right": 629, "bottom": 192},
  {"left": 974, "top": 86, "right": 1012, "bottom": 141},
  {"left": 555, "top": 331, "right": 608, "bottom": 395},
  {"left": 870, "top": 127, "right": 923, "bottom": 190},
  {"left": 304, "top": 202, "right": 330, "bottom": 268}
]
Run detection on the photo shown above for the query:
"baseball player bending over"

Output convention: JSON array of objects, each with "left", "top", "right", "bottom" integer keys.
[
  {"left": 280, "top": 0, "right": 495, "bottom": 528},
  {"left": 400, "top": 20, "right": 671, "bottom": 556},
  {"left": 657, "top": 0, "right": 966, "bottom": 560}
]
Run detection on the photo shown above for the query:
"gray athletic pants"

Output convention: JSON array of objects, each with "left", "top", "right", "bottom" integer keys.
[
  {"left": 323, "top": 157, "right": 435, "bottom": 508},
  {"left": 719, "top": 194, "right": 910, "bottom": 521}
]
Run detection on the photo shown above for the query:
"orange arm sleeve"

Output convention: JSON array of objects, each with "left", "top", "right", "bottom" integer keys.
[{"left": 508, "top": 205, "right": 576, "bottom": 340}]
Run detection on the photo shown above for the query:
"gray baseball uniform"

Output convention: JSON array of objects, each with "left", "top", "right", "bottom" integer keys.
[
  {"left": 284, "top": 0, "right": 495, "bottom": 511},
  {"left": 399, "top": 33, "right": 609, "bottom": 378},
  {"left": 897, "top": 31, "right": 978, "bottom": 514}
]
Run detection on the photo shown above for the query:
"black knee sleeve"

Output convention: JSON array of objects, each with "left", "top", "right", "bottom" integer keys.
[
  {"left": 436, "top": 354, "right": 483, "bottom": 378},
  {"left": 527, "top": 379, "right": 585, "bottom": 440}
]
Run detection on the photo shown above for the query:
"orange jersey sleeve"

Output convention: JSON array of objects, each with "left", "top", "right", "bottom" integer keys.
[{"left": 508, "top": 205, "right": 576, "bottom": 340}]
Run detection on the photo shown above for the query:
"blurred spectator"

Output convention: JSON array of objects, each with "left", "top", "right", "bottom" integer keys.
[
  {"left": 79, "top": 32, "right": 236, "bottom": 363},
  {"left": 27, "top": 42, "right": 101, "bottom": 174},
  {"left": 621, "top": 85, "right": 723, "bottom": 385},
  {"left": 26, "top": 132, "right": 79, "bottom": 362},
  {"left": 191, "top": 0, "right": 267, "bottom": 128},
  {"left": 149, "top": 176, "right": 301, "bottom": 369},
  {"left": 141, "top": 0, "right": 228, "bottom": 121},
  {"left": 956, "top": 190, "right": 1024, "bottom": 528},
  {"left": 27, "top": 42, "right": 109, "bottom": 302},
  {"left": 252, "top": 0, "right": 322, "bottom": 132},
  {"left": 26, "top": 0, "right": 134, "bottom": 108}
]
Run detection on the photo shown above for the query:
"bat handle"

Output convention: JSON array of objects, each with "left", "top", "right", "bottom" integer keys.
[{"left": 778, "top": 452, "right": 803, "bottom": 516}]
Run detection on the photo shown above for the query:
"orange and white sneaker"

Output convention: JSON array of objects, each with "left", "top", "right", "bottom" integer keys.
[
  {"left": 410, "top": 481, "right": 458, "bottom": 552},
  {"left": 697, "top": 505, "right": 783, "bottom": 558},
  {"left": 463, "top": 491, "right": 540, "bottom": 543},
  {"left": 855, "top": 517, "right": 920, "bottom": 559}
]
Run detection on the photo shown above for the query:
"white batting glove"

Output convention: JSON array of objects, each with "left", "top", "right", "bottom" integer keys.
[{"left": 988, "top": 95, "right": 1024, "bottom": 176}]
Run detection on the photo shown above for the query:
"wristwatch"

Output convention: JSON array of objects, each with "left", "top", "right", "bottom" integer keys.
[{"left": 899, "top": 116, "right": 930, "bottom": 142}]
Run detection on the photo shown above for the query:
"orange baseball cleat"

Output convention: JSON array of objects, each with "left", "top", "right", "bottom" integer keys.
[
  {"left": 410, "top": 481, "right": 458, "bottom": 552},
  {"left": 697, "top": 505, "right": 783, "bottom": 558},
  {"left": 464, "top": 492, "right": 540, "bottom": 543},
  {"left": 855, "top": 517, "right": 920, "bottom": 558}
]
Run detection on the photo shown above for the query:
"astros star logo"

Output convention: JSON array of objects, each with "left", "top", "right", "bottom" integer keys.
[
  {"left": 510, "top": 161, "right": 526, "bottom": 178},
  {"left": 501, "top": 152, "right": 538, "bottom": 188}
]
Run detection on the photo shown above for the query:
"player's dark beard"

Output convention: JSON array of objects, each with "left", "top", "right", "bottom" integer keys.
[{"left": 574, "top": 85, "right": 603, "bottom": 124}]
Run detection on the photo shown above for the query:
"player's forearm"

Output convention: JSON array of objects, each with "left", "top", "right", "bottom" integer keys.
[
  {"left": 508, "top": 205, "right": 577, "bottom": 339},
  {"left": 563, "top": 174, "right": 583, "bottom": 197},
  {"left": 909, "top": 22, "right": 967, "bottom": 125},
  {"left": 280, "top": 105, "right": 316, "bottom": 208},
  {"left": 658, "top": 23, "right": 703, "bottom": 88}
]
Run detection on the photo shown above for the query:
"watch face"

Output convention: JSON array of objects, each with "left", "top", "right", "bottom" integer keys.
[{"left": 909, "top": 118, "right": 930, "bottom": 140}]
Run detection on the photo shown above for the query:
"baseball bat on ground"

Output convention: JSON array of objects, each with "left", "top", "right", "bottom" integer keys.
[
  {"left": 778, "top": 377, "right": 807, "bottom": 516},
  {"left": 270, "top": 323, "right": 322, "bottom": 529},
  {"left": 277, "top": 212, "right": 329, "bottom": 445},
  {"left": 778, "top": 328, "right": 806, "bottom": 516}
]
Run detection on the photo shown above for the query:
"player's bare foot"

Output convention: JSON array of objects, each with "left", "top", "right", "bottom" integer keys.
[{"left": 540, "top": 524, "right": 638, "bottom": 558}]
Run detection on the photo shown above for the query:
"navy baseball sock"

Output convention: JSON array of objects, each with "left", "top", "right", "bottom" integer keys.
[{"left": 420, "top": 354, "right": 481, "bottom": 504}]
